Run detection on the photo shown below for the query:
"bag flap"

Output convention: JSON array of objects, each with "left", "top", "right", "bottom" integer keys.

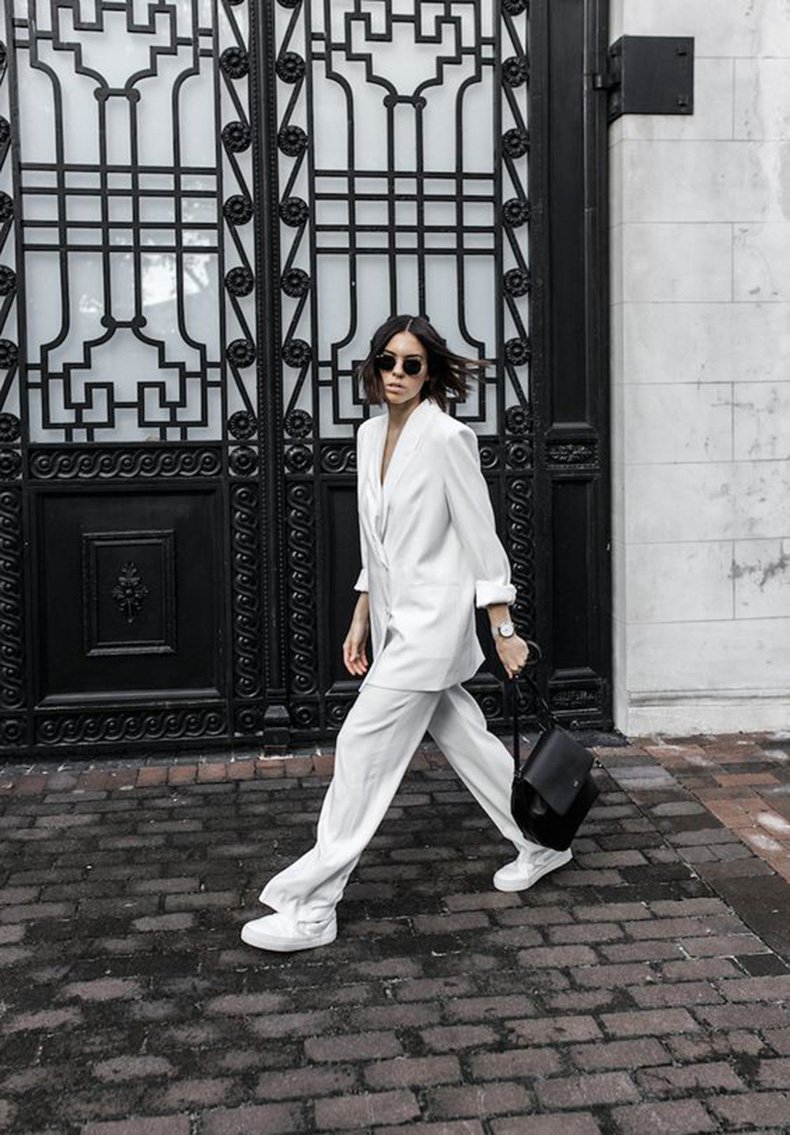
[{"left": 519, "top": 726, "right": 595, "bottom": 815}]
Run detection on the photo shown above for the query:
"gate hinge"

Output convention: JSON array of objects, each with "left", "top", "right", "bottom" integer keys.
[
  {"left": 598, "top": 36, "right": 695, "bottom": 123},
  {"left": 592, "top": 71, "right": 617, "bottom": 92}
]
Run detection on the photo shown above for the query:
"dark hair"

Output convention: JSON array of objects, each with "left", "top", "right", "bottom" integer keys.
[{"left": 356, "top": 314, "right": 491, "bottom": 413}]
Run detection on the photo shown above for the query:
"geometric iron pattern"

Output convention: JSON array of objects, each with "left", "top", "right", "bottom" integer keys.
[
  {"left": 274, "top": 0, "right": 535, "bottom": 730},
  {"left": 0, "top": 0, "right": 608, "bottom": 755}
]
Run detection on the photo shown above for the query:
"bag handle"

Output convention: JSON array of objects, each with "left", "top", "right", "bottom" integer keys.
[
  {"left": 507, "top": 640, "right": 603, "bottom": 774},
  {"left": 509, "top": 639, "right": 554, "bottom": 774}
]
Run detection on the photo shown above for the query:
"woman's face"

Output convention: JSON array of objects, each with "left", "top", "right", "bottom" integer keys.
[{"left": 378, "top": 330, "right": 429, "bottom": 407}]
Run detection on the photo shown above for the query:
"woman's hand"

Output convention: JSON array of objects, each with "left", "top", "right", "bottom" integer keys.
[
  {"left": 343, "top": 600, "right": 370, "bottom": 676},
  {"left": 495, "top": 633, "right": 530, "bottom": 680}
]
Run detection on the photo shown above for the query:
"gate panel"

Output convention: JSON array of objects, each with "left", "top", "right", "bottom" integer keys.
[
  {"left": 0, "top": 0, "right": 261, "bottom": 752},
  {"left": 268, "top": 0, "right": 535, "bottom": 735},
  {"left": 0, "top": 0, "right": 611, "bottom": 756}
]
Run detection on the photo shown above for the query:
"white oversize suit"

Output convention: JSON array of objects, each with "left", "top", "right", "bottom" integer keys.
[{"left": 259, "top": 395, "right": 538, "bottom": 924}]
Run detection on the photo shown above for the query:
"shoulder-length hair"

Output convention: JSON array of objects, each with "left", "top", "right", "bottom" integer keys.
[{"left": 356, "top": 314, "right": 491, "bottom": 413}]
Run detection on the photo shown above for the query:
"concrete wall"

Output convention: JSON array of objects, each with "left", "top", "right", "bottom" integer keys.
[{"left": 609, "top": 0, "right": 790, "bottom": 735}]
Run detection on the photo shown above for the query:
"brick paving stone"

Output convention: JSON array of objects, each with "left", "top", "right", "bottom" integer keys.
[
  {"left": 627, "top": 980, "right": 723, "bottom": 1008},
  {"left": 200, "top": 1102, "right": 306, "bottom": 1134},
  {"left": 377, "top": 1124, "right": 485, "bottom": 1135},
  {"left": 313, "top": 1089, "right": 420, "bottom": 1130},
  {"left": 765, "top": 1028, "right": 790, "bottom": 1054},
  {"left": 610, "top": 1099, "right": 716, "bottom": 1134},
  {"left": 256, "top": 1065, "right": 358, "bottom": 1099},
  {"left": 537, "top": 1070, "right": 639, "bottom": 1108},
  {"left": 305, "top": 1030, "right": 404, "bottom": 1062},
  {"left": 569, "top": 1038, "right": 670, "bottom": 1070},
  {"left": 708, "top": 1091, "right": 790, "bottom": 1127},
  {"left": 421, "top": 1024, "right": 499, "bottom": 1052},
  {"left": 363, "top": 1055, "right": 462, "bottom": 1089},
  {"left": 92, "top": 1056, "right": 174, "bottom": 1081},
  {"left": 508, "top": 1015, "right": 603, "bottom": 1045},
  {"left": 636, "top": 1060, "right": 747, "bottom": 1095},
  {"left": 600, "top": 1008, "right": 699, "bottom": 1037},
  {"left": 83, "top": 1117, "right": 191, "bottom": 1135},
  {"left": 426, "top": 1081, "right": 533, "bottom": 1119},
  {"left": 756, "top": 1057, "right": 790, "bottom": 1087},
  {"left": 468, "top": 1048, "right": 562, "bottom": 1081},
  {"left": 491, "top": 1116, "right": 602, "bottom": 1135},
  {"left": 442, "top": 994, "right": 536, "bottom": 1021},
  {"left": 3, "top": 733, "right": 790, "bottom": 1135}
]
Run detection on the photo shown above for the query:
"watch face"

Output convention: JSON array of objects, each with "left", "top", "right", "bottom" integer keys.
[{"left": 499, "top": 622, "right": 515, "bottom": 637}]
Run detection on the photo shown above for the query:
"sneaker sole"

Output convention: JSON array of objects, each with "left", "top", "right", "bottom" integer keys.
[
  {"left": 493, "top": 849, "right": 573, "bottom": 892},
  {"left": 240, "top": 922, "right": 337, "bottom": 952}
]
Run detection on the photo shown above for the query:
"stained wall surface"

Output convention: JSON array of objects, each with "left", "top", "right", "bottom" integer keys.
[{"left": 609, "top": 0, "right": 790, "bottom": 733}]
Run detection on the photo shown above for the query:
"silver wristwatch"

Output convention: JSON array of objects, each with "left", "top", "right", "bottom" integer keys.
[{"left": 491, "top": 620, "right": 515, "bottom": 639}]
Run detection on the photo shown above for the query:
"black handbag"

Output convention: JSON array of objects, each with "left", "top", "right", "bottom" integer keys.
[{"left": 508, "top": 645, "right": 602, "bottom": 851}]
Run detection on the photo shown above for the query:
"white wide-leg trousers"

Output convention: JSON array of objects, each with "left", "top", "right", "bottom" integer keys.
[{"left": 258, "top": 681, "right": 539, "bottom": 923}]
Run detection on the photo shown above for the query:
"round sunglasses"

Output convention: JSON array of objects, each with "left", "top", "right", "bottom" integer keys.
[{"left": 375, "top": 353, "right": 424, "bottom": 377}]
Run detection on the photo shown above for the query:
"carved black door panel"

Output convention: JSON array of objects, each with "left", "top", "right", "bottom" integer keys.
[{"left": 0, "top": 0, "right": 611, "bottom": 757}]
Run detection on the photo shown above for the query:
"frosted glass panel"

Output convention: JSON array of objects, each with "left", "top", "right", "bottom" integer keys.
[
  {"left": 277, "top": 0, "right": 530, "bottom": 439},
  {"left": 10, "top": 0, "right": 254, "bottom": 442}
]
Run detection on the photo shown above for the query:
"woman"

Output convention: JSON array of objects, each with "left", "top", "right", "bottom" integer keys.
[{"left": 241, "top": 315, "right": 572, "bottom": 952}]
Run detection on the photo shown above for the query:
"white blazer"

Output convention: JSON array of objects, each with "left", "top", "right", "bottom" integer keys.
[{"left": 353, "top": 395, "right": 517, "bottom": 691}]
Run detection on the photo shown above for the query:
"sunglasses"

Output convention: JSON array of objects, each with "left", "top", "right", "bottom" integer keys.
[{"left": 375, "top": 353, "right": 424, "bottom": 376}]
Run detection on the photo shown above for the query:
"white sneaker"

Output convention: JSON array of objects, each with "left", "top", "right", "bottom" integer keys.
[
  {"left": 240, "top": 910, "right": 337, "bottom": 952},
  {"left": 493, "top": 845, "right": 573, "bottom": 892}
]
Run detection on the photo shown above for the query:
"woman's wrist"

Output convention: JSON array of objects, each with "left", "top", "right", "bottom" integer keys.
[{"left": 487, "top": 603, "right": 511, "bottom": 628}]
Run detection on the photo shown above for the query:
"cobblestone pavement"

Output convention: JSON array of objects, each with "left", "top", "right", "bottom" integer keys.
[{"left": 1, "top": 731, "right": 790, "bottom": 1134}]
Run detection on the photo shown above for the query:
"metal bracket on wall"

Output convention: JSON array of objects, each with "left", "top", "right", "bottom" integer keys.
[{"left": 594, "top": 36, "right": 694, "bottom": 122}]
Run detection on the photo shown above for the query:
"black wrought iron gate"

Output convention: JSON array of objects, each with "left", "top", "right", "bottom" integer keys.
[{"left": 0, "top": 0, "right": 611, "bottom": 758}]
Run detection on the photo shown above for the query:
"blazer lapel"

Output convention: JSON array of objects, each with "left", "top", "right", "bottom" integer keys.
[{"left": 378, "top": 398, "right": 438, "bottom": 537}]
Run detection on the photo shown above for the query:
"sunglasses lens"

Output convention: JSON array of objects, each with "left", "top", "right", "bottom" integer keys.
[{"left": 376, "top": 354, "right": 424, "bottom": 376}]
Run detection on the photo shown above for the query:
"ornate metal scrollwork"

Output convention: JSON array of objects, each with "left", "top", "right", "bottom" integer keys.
[
  {"left": 228, "top": 411, "right": 258, "bottom": 440},
  {"left": 505, "top": 337, "right": 532, "bottom": 366},
  {"left": 279, "top": 197, "right": 309, "bottom": 227},
  {"left": 0, "top": 414, "right": 20, "bottom": 442},
  {"left": 281, "top": 269, "right": 310, "bottom": 298},
  {"left": 0, "top": 490, "right": 24, "bottom": 712},
  {"left": 111, "top": 563, "right": 149, "bottom": 624},
  {"left": 0, "top": 267, "right": 15, "bottom": 296},
  {"left": 503, "top": 128, "right": 530, "bottom": 159},
  {"left": 231, "top": 484, "right": 261, "bottom": 700},
  {"left": 503, "top": 56, "right": 529, "bottom": 87},
  {"left": 504, "top": 198, "right": 530, "bottom": 227},
  {"left": 276, "top": 51, "right": 306, "bottom": 84},
  {"left": 504, "top": 268, "right": 531, "bottom": 297},
  {"left": 226, "top": 338, "right": 257, "bottom": 368},
  {"left": 225, "top": 266, "right": 255, "bottom": 296},
  {"left": 284, "top": 409, "right": 312, "bottom": 439},
  {"left": 282, "top": 339, "right": 311, "bottom": 368},
  {"left": 0, "top": 340, "right": 18, "bottom": 369},
  {"left": 220, "top": 46, "right": 249, "bottom": 79},
  {"left": 35, "top": 707, "right": 227, "bottom": 746},
  {"left": 278, "top": 125, "right": 308, "bottom": 157},
  {"left": 28, "top": 447, "right": 222, "bottom": 480},
  {"left": 0, "top": 450, "right": 22, "bottom": 479},
  {"left": 229, "top": 446, "right": 259, "bottom": 477},
  {"left": 222, "top": 120, "right": 252, "bottom": 152},
  {"left": 286, "top": 481, "right": 318, "bottom": 698},
  {"left": 223, "top": 195, "right": 254, "bottom": 225}
]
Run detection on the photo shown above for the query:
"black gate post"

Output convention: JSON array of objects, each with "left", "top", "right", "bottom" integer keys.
[
  {"left": 250, "top": 1, "right": 291, "bottom": 752},
  {"left": 530, "top": 0, "right": 613, "bottom": 730}
]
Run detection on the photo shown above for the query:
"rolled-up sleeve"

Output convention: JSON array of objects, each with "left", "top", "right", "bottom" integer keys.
[
  {"left": 353, "top": 426, "right": 369, "bottom": 593},
  {"left": 443, "top": 426, "right": 517, "bottom": 609}
]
